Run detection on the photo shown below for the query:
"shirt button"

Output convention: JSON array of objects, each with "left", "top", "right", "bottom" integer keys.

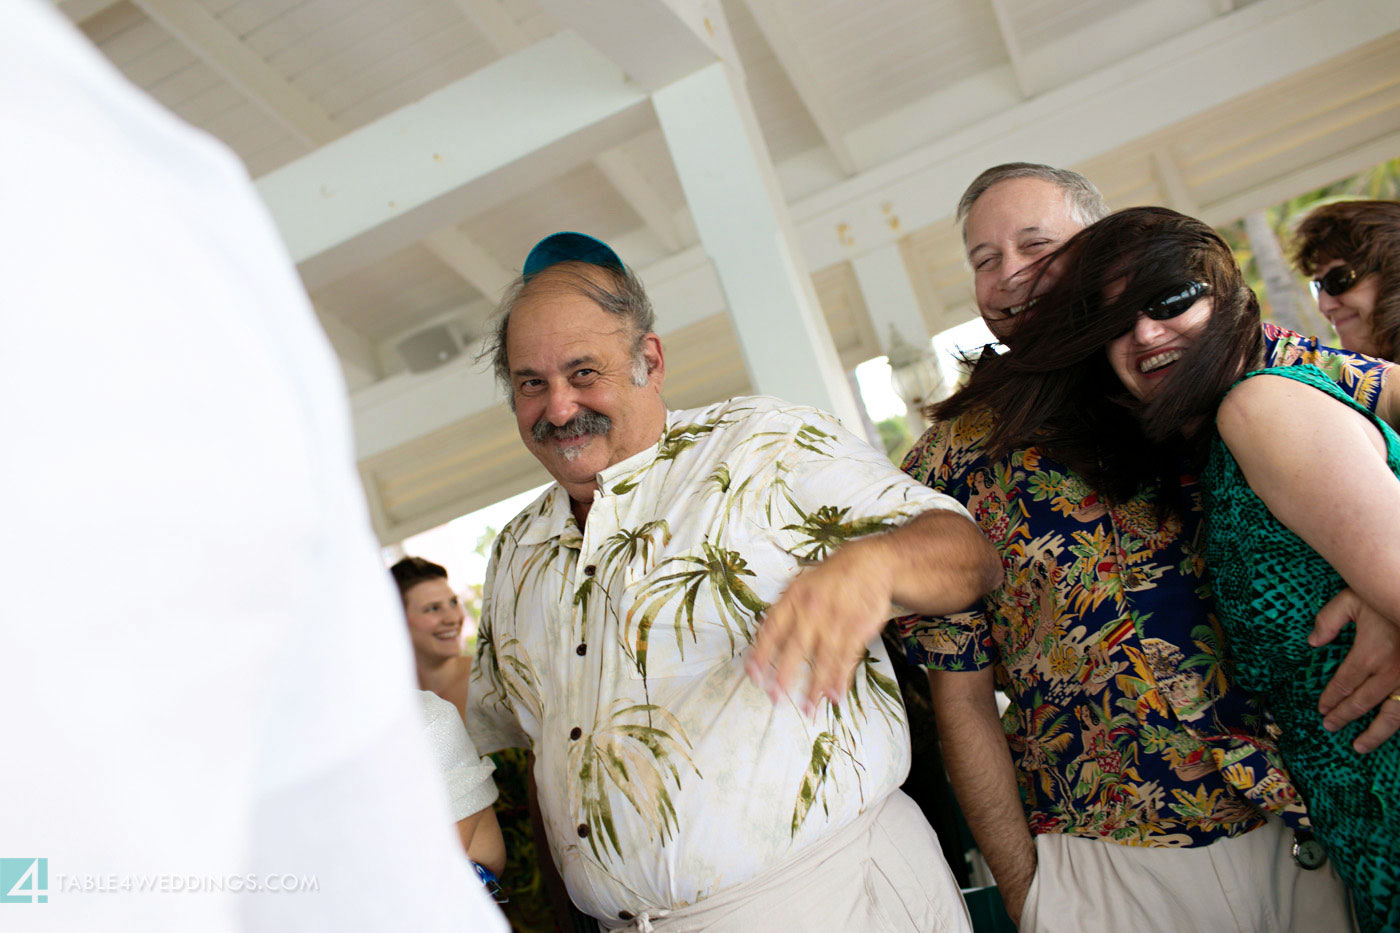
[
  {"left": 576, "top": 643, "right": 587, "bottom": 656},
  {"left": 619, "top": 911, "right": 635, "bottom": 921},
  {"left": 1124, "top": 570, "right": 1143, "bottom": 587},
  {"left": 577, "top": 823, "right": 590, "bottom": 838},
  {"left": 584, "top": 564, "right": 597, "bottom": 576},
  {"left": 569, "top": 727, "right": 582, "bottom": 741}
]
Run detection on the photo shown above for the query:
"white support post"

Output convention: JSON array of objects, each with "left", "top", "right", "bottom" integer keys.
[
  {"left": 654, "top": 62, "right": 861, "bottom": 428},
  {"left": 851, "top": 243, "right": 937, "bottom": 437}
]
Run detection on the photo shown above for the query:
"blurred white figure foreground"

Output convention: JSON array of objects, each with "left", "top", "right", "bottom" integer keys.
[{"left": 0, "top": 3, "right": 507, "bottom": 931}]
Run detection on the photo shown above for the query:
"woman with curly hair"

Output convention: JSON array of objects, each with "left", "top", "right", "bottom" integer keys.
[{"left": 1293, "top": 199, "right": 1400, "bottom": 361}]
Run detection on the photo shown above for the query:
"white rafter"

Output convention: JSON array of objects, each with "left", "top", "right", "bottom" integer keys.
[
  {"left": 452, "top": 0, "right": 531, "bottom": 52},
  {"left": 336, "top": 0, "right": 1400, "bottom": 465},
  {"left": 55, "top": 0, "right": 124, "bottom": 24},
  {"left": 454, "top": 0, "right": 683, "bottom": 251},
  {"left": 592, "top": 149, "right": 682, "bottom": 250},
  {"left": 791, "top": 0, "right": 1400, "bottom": 272},
  {"left": 742, "top": 0, "right": 856, "bottom": 175},
  {"left": 420, "top": 228, "right": 515, "bottom": 300},
  {"left": 255, "top": 32, "right": 651, "bottom": 289},
  {"left": 131, "top": 0, "right": 341, "bottom": 146},
  {"left": 532, "top": 0, "right": 720, "bottom": 91},
  {"left": 987, "top": 0, "right": 1033, "bottom": 98},
  {"left": 132, "top": 0, "right": 532, "bottom": 304},
  {"left": 1149, "top": 148, "right": 1200, "bottom": 215}
]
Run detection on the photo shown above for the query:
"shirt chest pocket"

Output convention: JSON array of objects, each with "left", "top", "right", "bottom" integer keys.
[{"left": 614, "top": 542, "right": 770, "bottom": 682}]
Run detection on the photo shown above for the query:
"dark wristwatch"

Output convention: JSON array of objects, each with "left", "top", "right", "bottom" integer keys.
[{"left": 1291, "top": 831, "right": 1328, "bottom": 870}]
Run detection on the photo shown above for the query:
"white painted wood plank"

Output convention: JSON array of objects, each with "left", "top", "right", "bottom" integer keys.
[
  {"left": 145, "top": 59, "right": 224, "bottom": 109},
  {"left": 421, "top": 228, "right": 515, "bottom": 300},
  {"left": 133, "top": 0, "right": 343, "bottom": 144},
  {"left": 121, "top": 35, "right": 198, "bottom": 87},
  {"left": 790, "top": 0, "right": 1398, "bottom": 272},
  {"left": 58, "top": 0, "right": 124, "bottom": 26},
  {"left": 534, "top": 0, "right": 720, "bottom": 90},
  {"left": 255, "top": 31, "right": 651, "bottom": 286},
  {"left": 100, "top": 16, "right": 169, "bottom": 65},
  {"left": 743, "top": 0, "right": 856, "bottom": 174},
  {"left": 988, "top": 0, "right": 1032, "bottom": 97},
  {"left": 656, "top": 61, "right": 862, "bottom": 427}
]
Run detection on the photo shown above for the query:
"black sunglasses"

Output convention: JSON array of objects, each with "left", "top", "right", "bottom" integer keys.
[
  {"left": 1310, "top": 265, "right": 1358, "bottom": 299},
  {"left": 1144, "top": 281, "right": 1211, "bottom": 321}
]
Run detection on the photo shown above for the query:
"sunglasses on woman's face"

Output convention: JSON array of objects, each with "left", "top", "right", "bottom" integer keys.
[
  {"left": 1310, "top": 265, "right": 1358, "bottom": 299},
  {"left": 1144, "top": 281, "right": 1211, "bottom": 321}
]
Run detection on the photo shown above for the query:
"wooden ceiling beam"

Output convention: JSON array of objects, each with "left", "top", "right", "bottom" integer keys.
[
  {"left": 133, "top": 0, "right": 535, "bottom": 301},
  {"left": 454, "top": 0, "right": 683, "bottom": 251},
  {"left": 131, "top": 0, "right": 341, "bottom": 146},
  {"left": 55, "top": 0, "right": 124, "bottom": 25},
  {"left": 742, "top": 0, "right": 857, "bottom": 175},
  {"left": 987, "top": 0, "right": 1033, "bottom": 98}
]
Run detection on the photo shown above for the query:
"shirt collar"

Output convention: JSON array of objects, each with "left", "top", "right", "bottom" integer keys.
[{"left": 594, "top": 420, "right": 666, "bottom": 494}]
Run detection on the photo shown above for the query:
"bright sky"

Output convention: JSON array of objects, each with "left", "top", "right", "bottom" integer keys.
[{"left": 389, "top": 315, "right": 998, "bottom": 591}]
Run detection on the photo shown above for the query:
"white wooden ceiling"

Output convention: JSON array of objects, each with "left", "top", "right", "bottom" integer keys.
[{"left": 63, "top": 0, "right": 1400, "bottom": 543}]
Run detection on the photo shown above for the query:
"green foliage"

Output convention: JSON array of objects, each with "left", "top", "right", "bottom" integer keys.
[
  {"left": 485, "top": 747, "right": 556, "bottom": 933},
  {"left": 1217, "top": 157, "right": 1400, "bottom": 331},
  {"left": 876, "top": 416, "right": 914, "bottom": 464}
]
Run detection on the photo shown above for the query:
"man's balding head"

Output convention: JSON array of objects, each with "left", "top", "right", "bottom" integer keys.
[
  {"left": 958, "top": 163, "right": 1109, "bottom": 338},
  {"left": 957, "top": 163, "right": 1109, "bottom": 245}
]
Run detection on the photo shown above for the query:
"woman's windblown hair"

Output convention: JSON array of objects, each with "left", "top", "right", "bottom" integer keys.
[{"left": 934, "top": 206, "right": 1262, "bottom": 506}]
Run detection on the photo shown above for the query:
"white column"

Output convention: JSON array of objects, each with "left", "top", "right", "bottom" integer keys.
[
  {"left": 654, "top": 62, "right": 861, "bottom": 428},
  {"left": 850, "top": 242, "right": 941, "bottom": 436},
  {"left": 851, "top": 242, "right": 933, "bottom": 355}
]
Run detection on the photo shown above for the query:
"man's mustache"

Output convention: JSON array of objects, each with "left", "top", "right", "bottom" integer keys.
[{"left": 532, "top": 409, "right": 612, "bottom": 443}]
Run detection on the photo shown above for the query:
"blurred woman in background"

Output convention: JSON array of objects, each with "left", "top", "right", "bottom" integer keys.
[
  {"left": 393, "top": 555, "right": 474, "bottom": 716},
  {"left": 391, "top": 556, "right": 506, "bottom": 886},
  {"left": 1292, "top": 199, "right": 1400, "bottom": 361}
]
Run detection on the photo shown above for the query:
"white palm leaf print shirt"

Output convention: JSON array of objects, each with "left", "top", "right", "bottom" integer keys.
[{"left": 466, "top": 396, "right": 970, "bottom": 918}]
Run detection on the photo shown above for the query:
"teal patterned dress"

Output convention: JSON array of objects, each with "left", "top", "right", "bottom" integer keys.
[{"left": 1202, "top": 364, "right": 1400, "bottom": 933}]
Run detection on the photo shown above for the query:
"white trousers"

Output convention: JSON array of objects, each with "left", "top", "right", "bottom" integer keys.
[
  {"left": 599, "top": 790, "right": 972, "bottom": 933},
  {"left": 1020, "top": 816, "right": 1355, "bottom": 933}
]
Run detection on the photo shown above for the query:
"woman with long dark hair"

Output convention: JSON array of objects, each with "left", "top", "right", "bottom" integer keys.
[{"left": 947, "top": 206, "right": 1400, "bottom": 931}]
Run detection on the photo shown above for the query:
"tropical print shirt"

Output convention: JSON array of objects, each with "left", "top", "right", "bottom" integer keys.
[
  {"left": 467, "top": 396, "right": 970, "bottom": 919},
  {"left": 897, "top": 325, "right": 1392, "bottom": 847}
]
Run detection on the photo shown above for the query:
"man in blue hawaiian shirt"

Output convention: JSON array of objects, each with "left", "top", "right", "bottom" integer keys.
[{"left": 902, "top": 163, "right": 1400, "bottom": 932}]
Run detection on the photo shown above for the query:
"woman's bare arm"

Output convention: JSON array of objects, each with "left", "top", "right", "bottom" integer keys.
[
  {"left": 1218, "top": 374, "right": 1400, "bottom": 749},
  {"left": 456, "top": 806, "right": 505, "bottom": 877}
]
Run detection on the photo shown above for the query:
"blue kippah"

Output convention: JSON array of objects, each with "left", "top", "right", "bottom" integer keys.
[{"left": 522, "top": 232, "right": 625, "bottom": 279}]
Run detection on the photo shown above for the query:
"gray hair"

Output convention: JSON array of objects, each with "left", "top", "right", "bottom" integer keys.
[
  {"left": 481, "top": 261, "right": 656, "bottom": 410},
  {"left": 956, "top": 162, "right": 1110, "bottom": 245}
]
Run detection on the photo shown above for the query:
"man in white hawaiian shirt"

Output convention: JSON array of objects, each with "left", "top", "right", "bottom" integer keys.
[{"left": 466, "top": 232, "right": 1001, "bottom": 931}]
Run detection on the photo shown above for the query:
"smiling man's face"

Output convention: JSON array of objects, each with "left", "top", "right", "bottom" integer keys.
[
  {"left": 964, "top": 177, "right": 1086, "bottom": 340},
  {"left": 504, "top": 266, "right": 667, "bottom": 506}
]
